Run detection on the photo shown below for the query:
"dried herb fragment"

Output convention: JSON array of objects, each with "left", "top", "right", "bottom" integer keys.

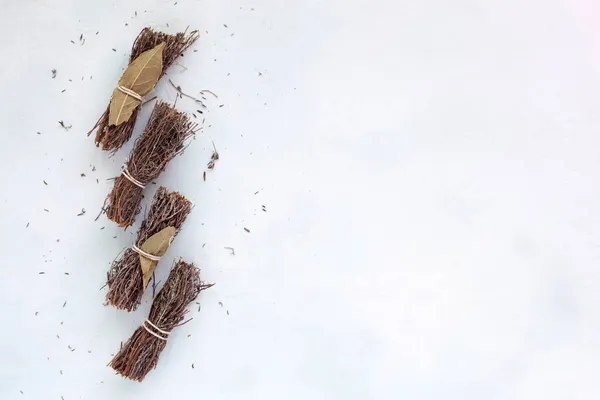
[
  {"left": 207, "top": 141, "right": 219, "bottom": 170},
  {"left": 58, "top": 120, "right": 72, "bottom": 130}
]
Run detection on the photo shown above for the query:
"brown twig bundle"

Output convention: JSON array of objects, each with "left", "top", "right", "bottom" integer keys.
[
  {"left": 104, "top": 101, "right": 196, "bottom": 227},
  {"left": 89, "top": 27, "right": 199, "bottom": 151},
  {"left": 106, "top": 186, "right": 192, "bottom": 311},
  {"left": 110, "top": 259, "right": 213, "bottom": 381}
]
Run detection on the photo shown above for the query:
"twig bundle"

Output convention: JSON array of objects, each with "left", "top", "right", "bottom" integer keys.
[
  {"left": 110, "top": 259, "right": 213, "bottom": 381},
  {"left": 106, "top": 186, "right": 192, "bottom": 311},
  {"left": 89, "top": 27, "right": 199, "bottom": 151},
  {"left": 104, "top": 101, "right": 196, "bottom": 227}
]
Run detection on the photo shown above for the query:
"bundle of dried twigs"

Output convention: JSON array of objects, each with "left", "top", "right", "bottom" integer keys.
[
  {"left": 89, "top": 27, "right": 199, "bottom": 151},
  {"left": 110, "top": 259, "right": 213, "bottom": 381},
  {"left": 106, "top": 186, "right": 193, "bottom": 311},
  {"left": 104, "top": 101, "right": 196, "bottom": 227}
]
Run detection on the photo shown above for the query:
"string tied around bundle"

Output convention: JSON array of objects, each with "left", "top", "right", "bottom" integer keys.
[
  {"left": 132, "top": 227, "right": 178, "bottom": 296},
  {"left": 132, "top": 244, "right": 161, "bottom": 262},
  {"left": 121, "top": 166, "right": 145, "bottom": 189},
  {"left": 142, "top": 319, "right": 171, "bottom": 341}
]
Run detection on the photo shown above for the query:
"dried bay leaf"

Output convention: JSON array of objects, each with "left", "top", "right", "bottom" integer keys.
[
  {"left": 108, "top": 89, "right": 140, "bottom": 127},
  {"left": 118, "top": 42, "right": 165, "bottom": 95},
  {"left": 108, "top": 42, "right": 166, "bottom": 126},
  {"left": 138, "top": 226, "right": 176, "bottom": 292}
]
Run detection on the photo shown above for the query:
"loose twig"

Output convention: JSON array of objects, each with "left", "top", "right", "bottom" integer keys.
[
  {"left": 168, "top": 79, "right": 206, "bottom": 108},
  {"left": 142, "top": 96, "right": 157, "bottom": 106},
  {"left": 200, "top": 89, "right": 218, "bottom": 99},
  {"left": 224, "top": 247, "right": 235, "bottom": 255}
]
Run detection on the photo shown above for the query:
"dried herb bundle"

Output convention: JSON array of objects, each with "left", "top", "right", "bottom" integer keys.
[
  {"left": 104, "top": 101, "right": 196, "bottom": 227},
  {"left": 110, "top": 259, "right": 213, "bottom": 381},
  {"left": 106, "top": 187, "right": 192, "bottom": 311},
  {"left": 89, "top": 27, "right": 199, "bottom": 151}
]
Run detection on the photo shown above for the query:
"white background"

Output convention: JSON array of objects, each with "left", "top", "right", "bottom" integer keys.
[{"left": 1, "top": 0, "right": 600, "bottom": 398}]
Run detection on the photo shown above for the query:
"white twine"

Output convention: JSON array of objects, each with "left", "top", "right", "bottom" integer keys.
[
  {"left": 143, "top": 319, "right": 171, "bottom": 341},
  {"left": 121, "top": 167, "right": 145, "bottom": 189},
  {"left": 117, "top": 85, "right": 143, "bottom": 101},
  {"left": 132, "top": 244, "right": 161, "bottom": 262}
]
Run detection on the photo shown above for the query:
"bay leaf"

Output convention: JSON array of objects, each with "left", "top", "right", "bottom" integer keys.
[
  {"left": 108, "top": 88, "right": 140, "bottom": 127},
  {"left": 108, "top": 42, "right": 166, "bottom": 126},
  {"left": 118, "top": 42, "right": 165, "bottom": 95},
  {"left": 138, "top": 226, "right": 176, "bottom": 292}
]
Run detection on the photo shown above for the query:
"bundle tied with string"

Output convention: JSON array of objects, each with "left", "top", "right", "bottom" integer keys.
[
  {"left": 88, "top": 27, "right": 199, "bottom": 152},
  {"left": 110, "top": 259, "right": 213, "bottom": 381},
  {"left": 106, "top": 186, "right": 192, "bottom": 311},
  {"left": 104, "top": 101, "right": 196, "bottom": 227}
]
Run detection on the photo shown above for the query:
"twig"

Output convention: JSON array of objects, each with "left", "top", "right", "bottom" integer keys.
[
  {"left": 168, "top": 79, "right": 206, "bottom": 107},
  {"left": 200, "top": 89, "right": 218, "bottom": 99},
  {"left": 142, "top": 96, "right": 157, "bottom": 106},
  {"left": 224, "top": 247, "right": 235, "bottom": 255},
  {"left": 175, "top": 62, "right": 188, "bottom": 71}
]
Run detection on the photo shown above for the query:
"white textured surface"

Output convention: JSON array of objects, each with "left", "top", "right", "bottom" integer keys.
[{"left": 1, "top": 0, "right": 600, "bottom": 398}]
